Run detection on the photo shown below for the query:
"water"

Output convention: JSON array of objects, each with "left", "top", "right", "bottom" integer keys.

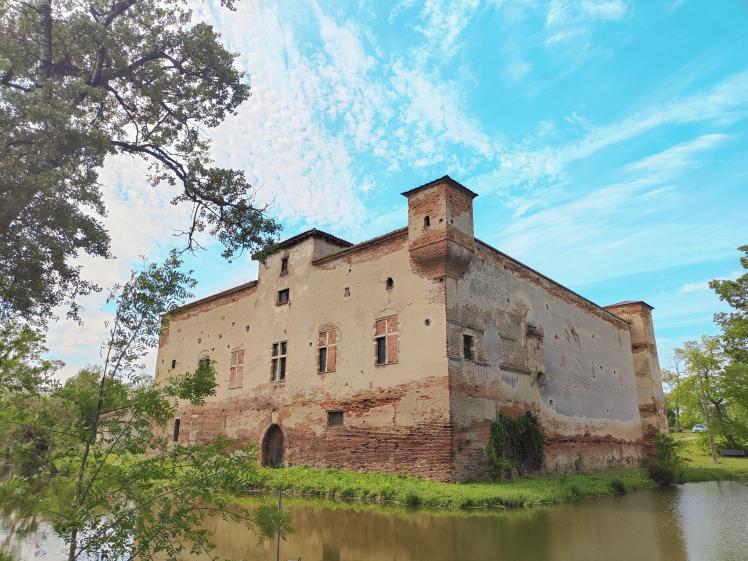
[{"left": 2, "top": 481, "right": 747, "bottom": 561}]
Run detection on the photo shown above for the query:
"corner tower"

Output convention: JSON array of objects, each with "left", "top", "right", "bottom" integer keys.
[
  {"left": 604, "top": 301, "right": 669, "bottom": 447},
  {"left": 402, "top": 175, "right": 478, "bottom": 279}
]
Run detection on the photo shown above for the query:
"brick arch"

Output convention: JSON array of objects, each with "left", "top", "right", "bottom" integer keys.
[{"left": 261, "top": 423, "right": 284, "bottom": 468}]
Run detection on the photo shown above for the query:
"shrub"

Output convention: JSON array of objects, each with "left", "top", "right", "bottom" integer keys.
[
  {"left": 647, "top": 434, "right": 685, "bottom": 488},
  {"left": 485, "top": 411, "right": 545, "bottom": 481},
  {"left": 569, "top": 484, "right": 581, "bottom": 497},
  {"left": 609, "top": 478, "right": 626, "bottom": 494},
  {"left": 404, "top": 492, "right": 422, "bottom": 507}
]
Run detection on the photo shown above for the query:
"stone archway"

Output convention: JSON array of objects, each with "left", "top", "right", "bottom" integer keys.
[{"left": 261, "top": 424, "right": 284, "bottom": 468}]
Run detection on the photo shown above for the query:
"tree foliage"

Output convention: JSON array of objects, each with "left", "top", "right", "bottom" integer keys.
[
  {"left": 0, "top": 0, "right": 281, "bottom": 324},
  {"left": 485, "top": 411, "right": 544, "bottom": 481},
  {"left": 667, "top": 245, "right": 748, "bottom": 451},
  {"left": 0, "top": 252, "right": 276, "bottom": 561}
]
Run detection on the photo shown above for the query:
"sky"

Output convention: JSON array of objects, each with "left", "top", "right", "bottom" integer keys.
[{"left": 47, "top": 0, "right": 748, "bottom": 379}]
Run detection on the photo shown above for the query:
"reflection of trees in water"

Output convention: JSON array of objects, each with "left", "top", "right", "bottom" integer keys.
[{"left": 201, "top": 490, "right": 695, "bottom": 561}]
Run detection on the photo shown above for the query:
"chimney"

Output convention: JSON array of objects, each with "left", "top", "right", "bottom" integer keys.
[{"left": 401, "top": 175, "right": 478, "bottom": 279}]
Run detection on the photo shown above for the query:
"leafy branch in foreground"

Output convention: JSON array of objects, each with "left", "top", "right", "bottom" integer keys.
[
  {"left": 0, "top": 0, "right": 281, "bottom": 325},
  {"left": 0, "top": 251, "right": 282, "bottom": 561}
]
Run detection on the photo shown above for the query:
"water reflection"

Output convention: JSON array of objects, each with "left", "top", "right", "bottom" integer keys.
[{"left": 2, "top": 481, "right": 747, "bottom": 561}]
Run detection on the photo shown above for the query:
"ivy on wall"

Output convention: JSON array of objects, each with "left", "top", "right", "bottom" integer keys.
[{"left": 485, "top": 411, "right": 545, "bottom": 480}]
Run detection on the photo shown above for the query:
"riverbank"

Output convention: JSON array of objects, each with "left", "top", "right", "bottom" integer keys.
[{"left": 256, "top": 434, "right": 746, "bottom": 509}]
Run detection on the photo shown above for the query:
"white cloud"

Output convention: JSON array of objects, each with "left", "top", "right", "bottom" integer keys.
[
  {"left": 475, "top": 68, "right": 748, "bottom": 192},
  {"left": 489, "top": 134, "right": 735, "bottom": 285},
  {"left": 545, "top": 0, "right": 628, "bottom": 45},
  {"left": 679, "top": 270, "right": 742, "bottom": 294}
]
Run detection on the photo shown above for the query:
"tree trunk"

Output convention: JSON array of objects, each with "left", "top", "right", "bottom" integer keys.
[
  {"left": 711, "top": 400, "right": 739, "bottom": 449},
  {"left": 698, "top": 375, "right": 720, "bottom": 464},
  {"left": 36, "top": 0, "right": 53, "bottom": 84}
]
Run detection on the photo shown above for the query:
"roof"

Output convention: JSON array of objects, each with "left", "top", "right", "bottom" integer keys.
[
  {"left": 272, "top": 228, "right": 352, "bottom": 252},
  {"left": 604, "top": 300, "right": 654, "bottom": 310},
  {"left": 474, "top": 239, "right": 630, "bottom": 328},
  {"left": 401, "top": 175, "right": 479, "bottom": 199},
  {"left": 170, "top": 280, "right": 258, "bottom": 314},
  {"left": 313, "top": 227, "right": 408, "bottom": 265}
]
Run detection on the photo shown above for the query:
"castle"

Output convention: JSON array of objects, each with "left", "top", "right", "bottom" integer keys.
[{"left": 155, "top": 176, "right": 668, "bottom": 482}]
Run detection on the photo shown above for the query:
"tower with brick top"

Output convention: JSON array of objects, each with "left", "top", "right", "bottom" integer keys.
[
  {"left": 402, "top": 175, "right": 478, "bottom": 280},
  {"left": 604, "top": 301, "right": 669, "bottom": 446}
]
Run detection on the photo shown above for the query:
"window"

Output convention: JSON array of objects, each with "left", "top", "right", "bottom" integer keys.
[
  {"left": 198, "top": 357, "right": 210, "bottom": 369},
  {"left": 280, "top": 256, "right": 289, "bottom": 276},
  {"left": 170, "top": 359, "right": 176, "bottom": 369},
  {"left": 463, "top": 334, "right": 474, "bottom": 360},
  {"left": 327, "top": 411, "right": 344, "bottom": 427},
  {"left": 277, "top": 288, "right": 289, "bottom": 305},
  {"left": 172, "top": 418, "right": 181, "bottom": 442},
  {"left": 318, "top": 330, "right": 337, "bottom": 373},
  {"left": 423, "top": 215, "right": 431, "bottom": 228},
  {"left": 271, "top": 341, "right": 287, "bottom": 381},
  {"left": 344, "top": 287, "right": 351, "bottom": 297},
  {"left": 229, "top": 349, "right": 244, "bottom": 389},
  {"left": 385, "top": 277, "right": 394, "bottom": 291},
  {"left": 374, "top": 316, "right": 399, "bottom": 365}
]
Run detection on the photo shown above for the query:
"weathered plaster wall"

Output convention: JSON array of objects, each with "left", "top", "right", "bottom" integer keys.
[
  {"left": 156, "top": 232, "right": 453, "bottom": 480},
  {"left": 446, "top": 242, "right": 645, "bottom": 481}
]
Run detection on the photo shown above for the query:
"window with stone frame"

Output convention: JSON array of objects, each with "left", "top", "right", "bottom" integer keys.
[
  {"left": 318, "top": 330, "right": 337, "bottom": 373},
  {"left": 280, "top": 256, "right": 289, "bottom": 276},
  {"left": 228, "top": 349, "right": 244, "bottom": 389},
  {"left": 374, "top": 315, "right": 399, "bottom": 365},
  {"left": 271, "top": 341, "right": 287, "bottom": 382}
]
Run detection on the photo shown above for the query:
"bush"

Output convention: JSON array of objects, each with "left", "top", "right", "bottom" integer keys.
[
  {"left": 647, "top": 434, "right": 685, "bottom": 488},
  {"left": 609, "top": 478, "right": 626, "bottom": 494},
  {"left": 485, "top": 411, "right": 545, "bottom": 481},
  {"left": 569, "top": 484, "right": 581, "bottom": 497},
  {"left": 404, "top": 492, "right": 422, "bottom": 507}
]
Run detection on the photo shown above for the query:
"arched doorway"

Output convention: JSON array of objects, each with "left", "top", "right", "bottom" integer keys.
[{"left": 261, "top": 424, "right": 284, "bottom": 468}]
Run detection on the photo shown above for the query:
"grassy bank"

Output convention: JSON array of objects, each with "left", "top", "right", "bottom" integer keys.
[{"left": 257, "top": 434, "right": 746, "bottom": 510}]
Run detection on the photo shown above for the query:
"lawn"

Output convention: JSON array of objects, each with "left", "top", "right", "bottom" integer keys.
[{"left": 254, "top": 434, "right": 747, "bottom": 510}]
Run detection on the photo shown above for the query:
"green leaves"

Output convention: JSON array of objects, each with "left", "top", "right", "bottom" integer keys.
[
  {"left": 0, "top": 253, "right": 274, "bottom": 561},
  {"left": 485, "top": 412, "right": 545, "bottom": 481},
  {"left": 0, "top": 0, "right": 280, "bottom": 325}
]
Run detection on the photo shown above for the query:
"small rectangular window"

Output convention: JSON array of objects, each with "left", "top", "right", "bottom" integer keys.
[
  {"left": 271, "top": 340, "right": 287, "bottom": 382},
  {"left": 463, "top": 334, "right": 474, "bottom": 360},
  {"left": 277, "top": 289, "right": 289, "bottom": 305},
  {"left": 280, "top": 256, "right": 289, "bottom": 276},
  {"left": 172, "top": 418, "right": 181, "bottom": 442},
  {"left": 376, "top": 336, "right": 387, "bottom": 365},
  {"left": 374, "top": 316, "right": 399, "bottom": 365},
  {"left": 171, "top": 359, "right": 176, "bottom": 369},
  {"left": 318, "top": 330, "right": 337, "bottom": 373},
  {"left": 327, "top": 411, "right": 344, "bottom": 427}
]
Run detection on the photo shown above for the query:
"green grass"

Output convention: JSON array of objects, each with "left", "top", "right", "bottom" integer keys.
[
  {"left": 672, "top": 431, "right": 748, "bottom": 481},
  {"left": 253, "top": 435, "right": 747, "bottom": 510}
]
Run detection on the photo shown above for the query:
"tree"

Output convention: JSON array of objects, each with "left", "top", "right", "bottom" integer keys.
[
  {"left": 662, "top": 353, "right": 686, "bottom": 432},
  {"left": 0, "top": 252, "right": 286, "bottom": 561},
  {"left": 0, "top": 0, "right": 281, "bottom": 325},
  {"left": 710, "top": 244, "right": 748, "bottom": 363}
]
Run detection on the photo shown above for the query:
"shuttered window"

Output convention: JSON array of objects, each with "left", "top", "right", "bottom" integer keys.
[
  {"left": 228, "top": 349, "right": 244, "bottom": 389},
  {"left": 318, "top": 330, "right": 337, "bottom": 373},
  {"left": 374, "top": 316, "right": 399, "bottom": 365}
]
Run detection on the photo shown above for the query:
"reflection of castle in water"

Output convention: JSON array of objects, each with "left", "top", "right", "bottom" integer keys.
[{"left": 195, "top": 486, "right": 702, "bottom": 561}]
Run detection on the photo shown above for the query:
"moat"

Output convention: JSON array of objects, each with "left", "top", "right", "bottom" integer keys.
[{"left": 2, "top": 481, "right": 747, "bottom": 561}]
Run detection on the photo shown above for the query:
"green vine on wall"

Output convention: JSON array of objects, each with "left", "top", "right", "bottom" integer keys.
[{"left": 485, "top": 411, "right": 545, "bottom": 480}]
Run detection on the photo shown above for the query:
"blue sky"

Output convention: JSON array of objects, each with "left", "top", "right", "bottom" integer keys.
[{"left": 49, "top": 0, "right": 748, "bottom": 377}]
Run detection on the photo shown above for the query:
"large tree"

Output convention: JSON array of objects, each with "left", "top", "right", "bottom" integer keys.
[
  {"left": 0, "top": 252, "right": 289, "bottom": 561},
  {"left": 0, "top": 0, "right": 280, "bottom": 324},
  {"left": 710, "top": 245, "right": 748, "bottom": 363}
]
